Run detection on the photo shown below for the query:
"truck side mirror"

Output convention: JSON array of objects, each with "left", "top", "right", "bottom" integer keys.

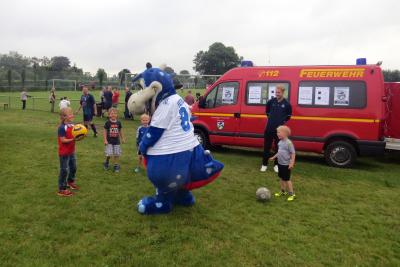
[{"left": 198, "top": 96, "right": 205, "bottom": 108}]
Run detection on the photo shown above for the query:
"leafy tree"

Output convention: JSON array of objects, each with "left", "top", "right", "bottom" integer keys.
[
  {"left": 31, "top": 57, "right": 40, "bottom": 86},
  {"left": 383, "top": 69, "right": 400, "bottom": 82},
  {"left": 193, "top": 42, "right": 242, "bottom": 75},
  {"left": 71, "top": 63, "right": 83, "bottom": 74},
  {"left": 41, "top": 56, "right": 51, "bottom": 67},
  {"left": 50, "top": 56, "right": 71, "bottom": 71},
  {"left": 118, "top": 69, "right": 131, "bottom": 86},
  {"left": 179, "top": 70, "right": 190, "bottom": 75},
  {"left": 96, "top": 68, "right": 107, "bottom": 86},
  {"left": 21, "top": 68, "right": 26, "bottom": 87},
  {"left": 164, "top": 66, "right": 175, "bottom": 75},
  {"left": 7, "top": 69, "right": 12, "bottom": 89},
  {"left": 0, "top": 51, "right": 30, "bottom": 72}
]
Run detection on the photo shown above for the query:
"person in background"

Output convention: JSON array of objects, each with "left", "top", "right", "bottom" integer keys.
[
  {"left": 261, "top": 84, "right": 292, "bottom": 173},
  {"left": 100, "top": 87, "right": 105, "bottom": 105},
  {"left": 112, "top": 87, "right": 120, "bottom": 108},
  {"left": 184, "top": 90, "right": 195, "bottom": 106},
  {"left": 59, "top": 97, "right": 70, "bottom": 110},
  {"left": 269, "top": 125, "right": 296, "bottom": 201},
  {"left": 49, "top": 88, "right": 56, "bottom": 113},
  {"left": 76, "top": 85, "right": 98, "bottom": 137},
  {"left": 124, "top": 87, "right": 133, "bottom": 119},
  {"left": 20, "top": 88, "right": 30, "bottom": 110},
  {"left": 99, "top": 87, "right": 106, "bottom": 117},
  {"left": 103, "top": 86, "right": 113, "bottom": 116}
]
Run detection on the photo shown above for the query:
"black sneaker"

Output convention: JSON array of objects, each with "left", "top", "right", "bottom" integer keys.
[
  {"left": 94, "top": 132, "right": 98, "bottom": 137},
  {"left": 114, "top": 164, "right": 120, "bottom": 173},
  {"left": 103, "top": 162, "right": 109, "bottom": 170}
]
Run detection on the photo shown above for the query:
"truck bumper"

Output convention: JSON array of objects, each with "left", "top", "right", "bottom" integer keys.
[{"left": 356, "top": 140, "right": 386, "bottom": 156}]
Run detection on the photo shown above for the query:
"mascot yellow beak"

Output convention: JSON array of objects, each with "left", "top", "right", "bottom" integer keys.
[{"left": 127, "top": 81, "right": 162, "bottom": 115}]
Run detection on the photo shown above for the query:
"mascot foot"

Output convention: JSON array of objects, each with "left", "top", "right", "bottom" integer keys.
[
  {"left": 137, "top": 196, "right": 172, "bottom": 215},
  {"left": 174, "top": 190, "right": 195, "bottom": 206}
]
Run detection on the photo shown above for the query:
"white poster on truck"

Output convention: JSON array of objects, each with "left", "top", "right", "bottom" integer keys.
[
  {"left": 315, "top": 87, "right": 330, "bottom": 105},
  {"left": 222, "top": 87, "right": 235, "bottom": 104},
  {"left": 248, "top": 86, "right": 262, "bottom": 104},
  {"left": 334, "top": 87, "right": 350, "bottom": 106},
  {"left": 268, "top": 85, "right": 276, "bottom": 100},
  {"left": 298, "top": 86, "right": 313, "bottom": 105}
]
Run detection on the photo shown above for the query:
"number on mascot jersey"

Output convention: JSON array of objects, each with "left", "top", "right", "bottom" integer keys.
[{"left": 179, "top": 107, "right": 191, "bottom": 132}]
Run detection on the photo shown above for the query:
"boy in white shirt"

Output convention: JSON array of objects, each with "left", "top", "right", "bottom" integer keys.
[{"left": 59, "top": 97, "right": 70, "bottom": 110}]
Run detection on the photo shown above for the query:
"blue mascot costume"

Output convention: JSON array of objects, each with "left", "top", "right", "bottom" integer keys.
[{"left": 128, "top": 68, "right": 224, "bottom": 214}]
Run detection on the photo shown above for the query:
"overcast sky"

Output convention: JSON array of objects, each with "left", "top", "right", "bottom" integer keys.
[{"left": 1, "top": 0, "right": 399, "bottom": 75}]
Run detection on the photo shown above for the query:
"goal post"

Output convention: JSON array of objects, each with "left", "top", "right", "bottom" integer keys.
[{"left": 49, "top": 79, "right": 77, "bottom": 91}]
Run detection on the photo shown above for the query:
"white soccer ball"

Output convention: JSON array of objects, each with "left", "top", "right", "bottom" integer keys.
[{"left": 256, "top": 187, "right": 271, "bottom": 201}]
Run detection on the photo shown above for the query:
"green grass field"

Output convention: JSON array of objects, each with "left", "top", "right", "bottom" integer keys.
[{"left": 0, "top": 104, "right": 399, "bottom": 266}]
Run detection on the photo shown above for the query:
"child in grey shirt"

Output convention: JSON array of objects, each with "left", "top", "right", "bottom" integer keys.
[{"left": 269, "top": 125, "right": 296, "bottom": 201}]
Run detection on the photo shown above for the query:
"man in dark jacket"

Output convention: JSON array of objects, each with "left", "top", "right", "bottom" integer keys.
[
  {"left": 124, "top": 87, "right": 133, "bottom": 119},
  {"left": 103, "top": 86, "right": 113, "bottom": 114},
  {"left": 261, "top": 84, "right": 292, "bottom": 172}
]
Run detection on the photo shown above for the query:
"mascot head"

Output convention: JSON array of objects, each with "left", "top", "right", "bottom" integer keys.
[{"left": 128, "top": 68, "right": 176, "bottom": 115}]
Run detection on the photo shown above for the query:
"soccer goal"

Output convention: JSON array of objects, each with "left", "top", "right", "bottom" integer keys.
[{"left": 49, "top": 79, "right": 77, "bottom": 91}]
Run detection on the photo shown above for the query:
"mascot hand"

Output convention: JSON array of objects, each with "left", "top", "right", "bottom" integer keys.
[
  {"left": 139, "top": 142, "right": 148, "bottom": 156},
  {"left": 138, "top": 126, "right": 165, "bottom": 155}
]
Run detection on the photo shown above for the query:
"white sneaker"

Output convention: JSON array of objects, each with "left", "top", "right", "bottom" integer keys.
[
  {"left": 274, "top": 165, "right": 279, "bottom": 173},
  {"left": 260, "top": 165, "right": 268, "bottom": 172}
]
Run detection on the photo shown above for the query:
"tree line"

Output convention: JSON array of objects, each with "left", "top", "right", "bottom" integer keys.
[{"left": 1, "top": 44, "right": 399, "bottom": 91}]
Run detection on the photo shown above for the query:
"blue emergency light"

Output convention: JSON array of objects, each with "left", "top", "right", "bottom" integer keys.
[
  {"left": 241, "top": 60, "right": 254, "bottom": 67},
  {"left": 356, "top": 58, "right": 367, "bottom": 65}
]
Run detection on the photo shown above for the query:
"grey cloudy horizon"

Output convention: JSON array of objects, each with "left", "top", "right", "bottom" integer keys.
[{"left": 1, "top": 0, "right": 399, "bottom": 76}]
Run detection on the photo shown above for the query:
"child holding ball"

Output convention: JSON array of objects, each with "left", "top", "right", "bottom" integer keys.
[
  {"left": 269, "top": 125, "right": 296, "bottom": 201},
  {"left": 103, "top": 108, "right": 125, "bottom": 172},
  {"left": 134, "top": 114, "right": 150, "bottom": 173},
  {"left": 57, "top": 107, "right": 79, "bottom": 197}
]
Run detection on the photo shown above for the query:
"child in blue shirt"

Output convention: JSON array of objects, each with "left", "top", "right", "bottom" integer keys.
[{"left": 134, "top": 114, "right": 150, "bottom": 173}]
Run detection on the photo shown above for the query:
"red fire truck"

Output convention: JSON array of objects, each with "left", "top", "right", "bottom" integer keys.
[{"left": 191, "top": 64, "right": 400, "bottom": 167}]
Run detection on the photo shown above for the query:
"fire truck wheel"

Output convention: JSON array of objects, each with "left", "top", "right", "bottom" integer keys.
[
  {"left": 324, "top": 141, "right": 357, "bottom": 168},
  {"left": 194, "top": 128, "right": 210, "bottom": 149}
]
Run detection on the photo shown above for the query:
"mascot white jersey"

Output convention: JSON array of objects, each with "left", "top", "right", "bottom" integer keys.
[
  {"left": 147, "top": 95, "right": 198, "bottom": 155},
  {"left": 128, "top": 68, "right": 224, "bottom": 215}
]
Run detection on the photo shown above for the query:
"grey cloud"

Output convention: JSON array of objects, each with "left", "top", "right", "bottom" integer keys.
[{"left": 0, "top": 0, "right": 399, "bottom": 75}]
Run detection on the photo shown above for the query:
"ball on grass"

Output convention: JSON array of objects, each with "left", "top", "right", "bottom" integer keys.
[
  {"left": 72, "top": 124, "right": 88, "bottom": 141},
  {"left": 256, "top": 187, "right": 271, "bottom": 201}
]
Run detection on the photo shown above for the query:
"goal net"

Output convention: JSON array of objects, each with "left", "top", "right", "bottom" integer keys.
[{"left": 49, "top": 79, "right": 77, "bottom": 91}]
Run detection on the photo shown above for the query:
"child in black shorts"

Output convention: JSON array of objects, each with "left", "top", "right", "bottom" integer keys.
[
  {"left": 103, "top": 108, "right": 125, "bottom": 172},
  {"left": 269, "top": 125, "right": 296, "bottom": 201}
]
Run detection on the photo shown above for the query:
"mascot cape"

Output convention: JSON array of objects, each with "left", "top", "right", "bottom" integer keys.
[{"left": 128, "top": 68, "right": 224, "bottom": 215}]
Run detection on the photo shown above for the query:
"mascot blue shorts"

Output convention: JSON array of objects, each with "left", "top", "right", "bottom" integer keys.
[{"left": 128, "top": 68, "right": 224, "bottom": 214}]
